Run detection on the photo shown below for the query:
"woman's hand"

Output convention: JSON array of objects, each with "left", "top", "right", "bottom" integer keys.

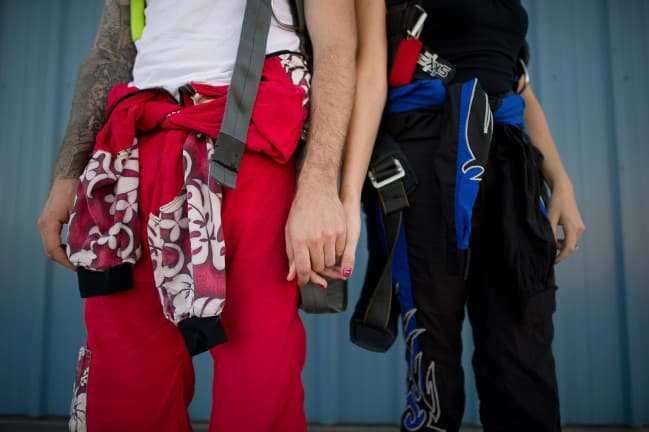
[
  {"left": 547, "top": 180, "right": 586, "bottom": 264},
  {"left": 338, "top": 197, "right": 362, "bottom": 279}
]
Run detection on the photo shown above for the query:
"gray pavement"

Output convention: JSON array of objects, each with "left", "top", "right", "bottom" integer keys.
[{"left": 0, "top": 417, "right": 647, "bottom": 432}]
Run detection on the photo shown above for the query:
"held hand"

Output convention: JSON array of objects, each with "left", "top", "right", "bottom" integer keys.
[
  {"left": 287, "top": 198, "right": 361, "bottom": 287},
  {"left": 285, "top": 180, "right": 347, "bottom": 287},
  {"left": 547, "top": 182, "right": 586, "bottom": 264},
  {"left": 37, "top": 179, "right": 78, "bottom": 271},
  {"left": 338, "top": 198, "right": 361, "bottom": 279}
]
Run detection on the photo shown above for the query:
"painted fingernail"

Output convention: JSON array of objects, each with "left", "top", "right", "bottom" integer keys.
[
  {"left": 319, "top": 283, "right": 327, "bottom": 289},
  {"left": 342, "top": 267, "right": 352, "bottom": 278}
]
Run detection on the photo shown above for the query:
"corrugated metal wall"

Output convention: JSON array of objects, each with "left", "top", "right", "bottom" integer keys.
[{"left": 1, "top": 0, "right": 647, "bottom": 426}]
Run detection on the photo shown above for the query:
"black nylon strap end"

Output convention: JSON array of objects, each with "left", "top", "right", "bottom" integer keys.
[
  {"left": 377, "top": 181, "right": 409, "bottom": 214},
  {"left": 210, "top": 132, "right": 246, "bottom": 189},
  {"left": 209, "top": 159, "right": 238, "bottom": 189}
]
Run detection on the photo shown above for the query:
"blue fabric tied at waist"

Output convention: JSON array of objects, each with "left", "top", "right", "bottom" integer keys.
[
  {"left": 387, "top": 78, "right": 526, "bottom": 129},
  {"left": 385, "top": 78, "right": 527, "bottom": 253}
]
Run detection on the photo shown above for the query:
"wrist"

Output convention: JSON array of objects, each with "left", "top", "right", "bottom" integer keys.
[
  {"left": 340, "top": 185, "right": 361, "bottom": 206},
  {"left": 547, "top": 174, "right": 573, "bottom": 192},
  {"left": 296, "top": 170, "right": 339, "bottom": 195}
]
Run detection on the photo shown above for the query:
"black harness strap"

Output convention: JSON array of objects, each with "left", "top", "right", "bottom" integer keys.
[
  {"left": 350, "top": 133, "right": 416, "bottom": 352},
  {"left": 210, "top": 0, "right": 273, "bottom": 189}
]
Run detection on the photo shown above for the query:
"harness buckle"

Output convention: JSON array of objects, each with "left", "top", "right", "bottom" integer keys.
[
  {"left": 406, "top": 5, "right": 427, "bottom": 40},
  {"left": 368, "top": 157, "right": 406, "bottom": 190}
]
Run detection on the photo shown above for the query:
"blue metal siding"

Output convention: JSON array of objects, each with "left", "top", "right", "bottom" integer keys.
[{"left": 0, "top": 0, "right": 647, "bottom": 425}]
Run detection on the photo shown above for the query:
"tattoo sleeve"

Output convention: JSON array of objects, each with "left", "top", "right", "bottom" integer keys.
[{"left": 52, "top": 0, "right": 136, "bottom": 180}]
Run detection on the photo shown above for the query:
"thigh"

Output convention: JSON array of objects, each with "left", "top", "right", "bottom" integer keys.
[
  {"left": 81, "top": 260, "right": 195, "bottom": 432},
  {"left": 467, "top": 129, "right": 560, "bottom": 431},
  {"left": 386, "top": 112, "right": 468, "bottom": 431},
  {"left": 209, "top": 152, "right": 306, "bottom": 432}
]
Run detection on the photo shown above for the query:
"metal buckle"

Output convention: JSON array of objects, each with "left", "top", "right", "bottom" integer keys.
[
  {"left": 406, "top": 5, "right": 428, "bottom": 40},
  {"left": 368, "top": 158, "right": 406, "bottom": 189}
]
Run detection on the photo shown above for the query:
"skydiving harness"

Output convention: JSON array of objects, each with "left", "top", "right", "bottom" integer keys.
[{"left": 350, "top": 0, "right": 531, "bottom": 352}]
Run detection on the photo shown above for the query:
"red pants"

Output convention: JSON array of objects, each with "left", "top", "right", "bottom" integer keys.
[{"left": 81, "top": 143, "right": 306, "bottom": 431}]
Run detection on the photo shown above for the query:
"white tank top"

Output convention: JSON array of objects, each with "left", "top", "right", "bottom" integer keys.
[{"left": 131, "top": 0, "right": 301, "bottom": 92}]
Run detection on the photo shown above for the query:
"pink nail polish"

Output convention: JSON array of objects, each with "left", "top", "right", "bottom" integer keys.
[
  {"left": 342, "top": 267, "right": 352, "bottom": 278},
  {"left": 319, "top": 283, "right": 327, "bottom": 289}
]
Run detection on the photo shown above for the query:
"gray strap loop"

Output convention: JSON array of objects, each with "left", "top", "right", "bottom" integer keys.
[{"left": 210, "top": 0, "right": 272, "bottom": 189}]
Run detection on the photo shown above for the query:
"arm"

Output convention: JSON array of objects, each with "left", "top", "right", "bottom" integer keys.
[
  {"left": 285, "top": 0, "right": 357, "bottom": 286},
  {"left": 338, "top": 0, "right": 388, "bottom": 274},
  {"left": 520, "top": 85, "right": 586, "bottom": 263},
  {"left": 37, "top": 0, "right": 136, "bottom": 269}
]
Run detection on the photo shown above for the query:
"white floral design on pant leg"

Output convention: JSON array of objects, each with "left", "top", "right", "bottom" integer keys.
[{"left": 69, "top": 346, "right": 91, "bottom": 432}]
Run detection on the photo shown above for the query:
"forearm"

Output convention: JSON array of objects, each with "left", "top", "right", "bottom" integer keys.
[
  {"left": 340, "top": 70, "right": 386, "bottom": 203},
  {"left": 522, "top": 86, "right": 571, "bottom": 190},
  {"left": 300, "top": 0, "right": 357, "bottom": 191},
  {"left": 340, "top": 0, "right": 387, "bottom": 204},
  {"left": 53, "top": 0, "right": 135, "bottom": 180}
]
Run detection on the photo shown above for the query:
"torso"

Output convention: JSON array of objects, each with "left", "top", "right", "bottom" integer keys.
[
  {"left": 131, "top": 0, "right": 301, "bottom": 92},
  {"left": 417, "top": 0, "right": 528, "bottom": 95}
]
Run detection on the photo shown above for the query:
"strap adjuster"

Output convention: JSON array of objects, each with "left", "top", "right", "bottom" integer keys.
[
  {"left": 209, "top": 159, "right": 238, "bottom": 189},
  {"left": 368, "top": 157, "right": 406, "bottom": 189}
]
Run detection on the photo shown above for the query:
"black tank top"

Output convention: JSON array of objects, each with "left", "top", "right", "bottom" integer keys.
[{"left": 417, "top": 0, "right": 528, "bottom": 95}]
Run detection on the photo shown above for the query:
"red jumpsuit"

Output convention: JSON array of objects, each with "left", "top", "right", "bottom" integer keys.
[{"left": 69, "top": 55, "right": 309, "bottom": 432}]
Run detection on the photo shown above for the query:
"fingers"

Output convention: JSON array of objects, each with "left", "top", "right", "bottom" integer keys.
[
  {"left": 38, "top": 179, "right": 79, "bottom": 271},
  {"left": 309, "top": 243, "right": 326, "bottom": 273},
  {"left": 324, "top": 236, "right": 337, "bottom": 268},
  {"left": 319, "top": 267, "right": 344, "bottom": 280},
  {"left": 285, "top": 231, "right": 296, "bottom": 280},
  {"left": 308, "top": 271, "right": 328, "bottom": 288},
  {"left": 334, "top": 228, "right": 346, "bottom": 261},
  {"left": 286, "top": 261, "right": 296, "bottom": 281},
  {"left": 555, "top": 222, "right": 586, "bottom": 264},
  {"left": 38, "top": 217, "right": 75, "bottom": 271},
  {"left": 294, "top": 246, "right": 312, "bottom": 287},
  {"left": 339, "top": 232, "right": 357, "bottom": 280}
]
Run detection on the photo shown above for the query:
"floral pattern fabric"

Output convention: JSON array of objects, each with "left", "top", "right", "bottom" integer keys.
[
  {"left": 69, "top": 346, "right": 91, "bottom": 432},
  {"left": 66, "top": 54, "right": 309, "bottom": 324}
]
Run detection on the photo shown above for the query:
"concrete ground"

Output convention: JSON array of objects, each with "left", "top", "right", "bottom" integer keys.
[{"left": 0, "top": 417, "right": 648, "bottom": 432}]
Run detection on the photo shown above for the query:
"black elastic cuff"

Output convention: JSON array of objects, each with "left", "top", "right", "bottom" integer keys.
[
  {"left": 178, "top": 315, "right": 227, "bottom": 356},
  {"left": 77, "top": 263, "right": 133, "bottom": 298}
]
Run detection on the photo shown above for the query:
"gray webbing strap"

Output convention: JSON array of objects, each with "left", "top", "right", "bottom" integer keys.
[{"left": 210, "top": 0, "right": 272, "bottom": 189}]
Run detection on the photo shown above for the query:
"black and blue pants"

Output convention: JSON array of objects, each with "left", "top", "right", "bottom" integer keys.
[{"left": 378, "top": 79, "right": 560, "bottom": 432}]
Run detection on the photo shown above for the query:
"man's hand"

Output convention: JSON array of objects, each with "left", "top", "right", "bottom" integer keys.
[
  {"left": 285, "top": 176, "right": 347, "bottom": 287},
  {"left": 284, "top": 0, "right": 356, "bottom": 287},
  {"left": 37, "top": 179, "right": 78, "bottom": 271},
  {"left": 547, "top": 181, "right": 586, "bottom": 264}
]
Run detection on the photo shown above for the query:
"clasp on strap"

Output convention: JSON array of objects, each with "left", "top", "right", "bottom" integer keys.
[
  {"left": 406, "top": 5, "right": 427, "bottom": 40},
  {"left": 368, "top": 157, "right": 406, "bottom": 190}
]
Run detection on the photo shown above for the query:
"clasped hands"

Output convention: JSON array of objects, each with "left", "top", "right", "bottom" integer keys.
[{"left": 284, "top": 178, "right": 358, "bottom": 288}]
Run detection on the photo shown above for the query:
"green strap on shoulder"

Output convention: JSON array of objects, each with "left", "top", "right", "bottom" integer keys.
[{"left": 131, "top": 0, "right": 146, "bottom": 42}]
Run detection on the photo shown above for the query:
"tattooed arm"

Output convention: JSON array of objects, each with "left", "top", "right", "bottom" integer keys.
[
  {"left": 38, "top": 0, "right": 136, "bottom": 269},
  {"left": 54, "top": 0, "right": 136, "bottom": 179}
]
